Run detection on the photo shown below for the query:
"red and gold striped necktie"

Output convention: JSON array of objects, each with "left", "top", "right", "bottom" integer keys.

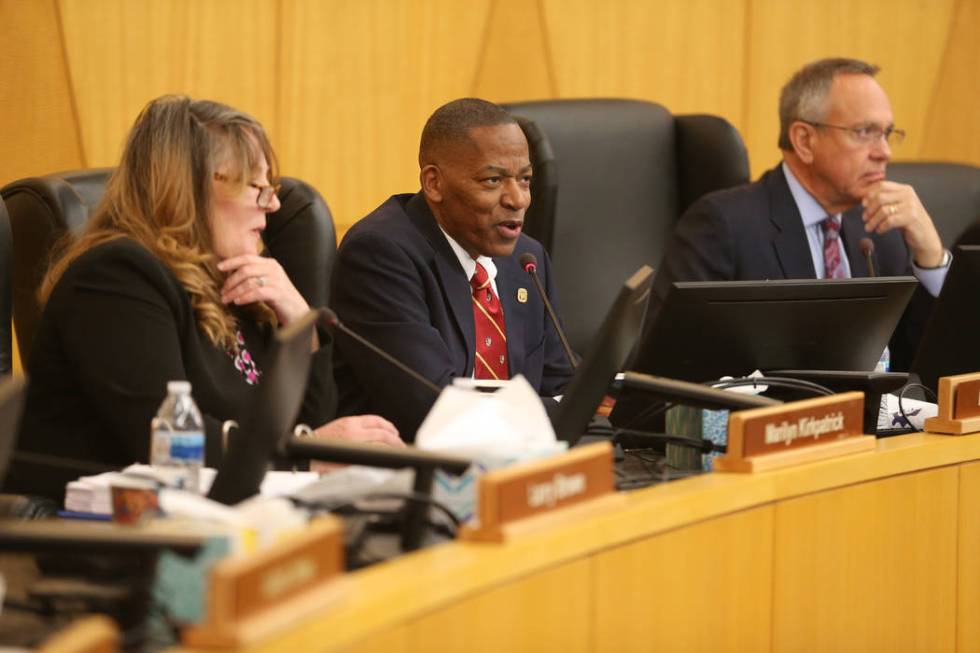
[{"left": 470, "top": 262, "right": 509, "bottom": 380}]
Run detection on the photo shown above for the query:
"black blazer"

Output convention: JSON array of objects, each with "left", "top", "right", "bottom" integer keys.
[
  {"left": 331, "top": 192, "right": 574, "bottom": 441},
  {"left": 7, "top": 238, "right": 335, "bottom": 502},
  {"left": 645, "top": 165, "right": 932, "bottom": 371}
]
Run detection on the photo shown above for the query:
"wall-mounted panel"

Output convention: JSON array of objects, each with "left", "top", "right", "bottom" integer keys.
[
  {"left": 59, "top": 0, "right": 279, "bottom": 168},
  {"left": 921, "top": 0, "right": 980, "bottom": 165},
  {"left": 0, "top": 0, "right": 84, "bottom": 185},
  {"left": 745, "top": 0, "right": 956, "bottom": 176},
  {"left": 542, "top": 0, "right": 746, "bottom": 127},
  {"left": 278, "top": 0, "right": 491, "bottom": 232}
]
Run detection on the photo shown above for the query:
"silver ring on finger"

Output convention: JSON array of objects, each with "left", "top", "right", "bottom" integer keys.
[{"left": 256, "top": 276, "right": 266, "bottom": 287}]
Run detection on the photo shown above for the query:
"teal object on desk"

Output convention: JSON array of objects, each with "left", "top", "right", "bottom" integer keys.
[{"left": 665, "top": 406, "right": 729, "bottom": 471}]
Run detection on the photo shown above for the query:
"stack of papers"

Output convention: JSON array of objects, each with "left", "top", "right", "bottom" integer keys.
[{"left": 64, "top": 465, "right": 318, "bottom": 515}]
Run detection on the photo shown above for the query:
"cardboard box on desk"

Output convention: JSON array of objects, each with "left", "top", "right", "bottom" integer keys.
[{"left": 418, "top": 376, "right": 567, "bottom": 523}]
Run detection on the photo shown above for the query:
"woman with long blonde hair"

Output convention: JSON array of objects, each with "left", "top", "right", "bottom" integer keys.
[{"left": 7, "top": 96, "right": 400, "bottom": 502}]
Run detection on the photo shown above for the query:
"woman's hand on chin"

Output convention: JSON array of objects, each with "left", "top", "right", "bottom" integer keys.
[{"left": 217, "top": 254, "right": 309, "bottom": 326}]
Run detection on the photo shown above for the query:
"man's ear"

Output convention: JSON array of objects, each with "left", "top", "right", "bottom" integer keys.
[
  {"left": 420, "top": 164, "right": 443, "bottom": 202},
  {"left": 789, "top": 121, "right": 817, "bottom": 164}
]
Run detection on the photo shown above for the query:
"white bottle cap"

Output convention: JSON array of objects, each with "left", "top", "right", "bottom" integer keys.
[{"left": 167, "top": 380, "right": 192, "bottom": 394}]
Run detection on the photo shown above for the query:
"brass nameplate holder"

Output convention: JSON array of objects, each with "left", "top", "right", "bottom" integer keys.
[
  {"left": 183, "top": 516, "right": 345, "bottom": 648},
  {"left": 461, "top": 441, "right": 616, "bottom": 543},
  {"left": 713, "top": 391, "right": 875, "bottom": 473},
  {"left": 924, "top": 372, "right": 980, "bottom": 435}
]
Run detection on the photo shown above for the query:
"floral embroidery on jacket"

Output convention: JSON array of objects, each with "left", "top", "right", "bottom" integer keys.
[{"left": 229, "top": 329, "right": 261, "bottom": 385}]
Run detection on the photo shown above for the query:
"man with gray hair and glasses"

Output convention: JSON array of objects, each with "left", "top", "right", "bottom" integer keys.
[{"left": 647, "top": 57, "right": 948, "bottom": 371}]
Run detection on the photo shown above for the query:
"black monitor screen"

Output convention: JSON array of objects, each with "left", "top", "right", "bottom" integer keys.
[
  {"left": 630, "top": 277, "right": 918, "bottom": 383},
  {"left": 552, "top": 265, "right": 653, "bottom": 444},
  {"left": 912, "top": 245, "right": 980, "bottom": 392},
  {"left": 208, "top": 311, "right": 317, "bottom": 505}
]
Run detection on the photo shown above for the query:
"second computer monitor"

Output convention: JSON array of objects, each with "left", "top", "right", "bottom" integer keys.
[{"left": 630, "top": 277, "right": 918, "bottom": 383}]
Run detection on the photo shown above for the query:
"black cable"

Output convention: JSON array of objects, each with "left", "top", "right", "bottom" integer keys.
[
  {"left": 708, "top": 376, "right": 835, "bottom": 396},
  {"left": 613, "top": 427, "right": 726, "bottom": 453},
  {"left": 619, "top": 375, "right": 832, "bottom": 431},
  {"left": 620, "top": 400, "right": 675, "bottom": 430},
  {"left": 896, "top": 383, "right": 937, "bottom": 431}
]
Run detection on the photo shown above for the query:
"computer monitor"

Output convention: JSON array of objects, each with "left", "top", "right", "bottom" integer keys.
[
  {"left": 552, "top": 265, "right": 654, "bottom": 444},
  {"left": 912, "top": 245, "right": 980, "bottom": 392},
  {"left": 629, "top": 277, "right": 918, "bottom": 383},
  {"left": 208, "top": 310, "right": 473, "bottom": 507},
  {"left": 208, "top": 311, "right": 318, "bottom": 505}
]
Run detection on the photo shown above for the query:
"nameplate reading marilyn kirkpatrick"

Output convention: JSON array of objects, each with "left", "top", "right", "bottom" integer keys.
[{"left": 714, "top": 392, "right": 875, "bottom": 473}]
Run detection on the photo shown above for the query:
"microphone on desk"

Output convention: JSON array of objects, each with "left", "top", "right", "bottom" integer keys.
[
  {"left": 518, "top": 253, "right": 578, "bottom": 370},
  {"left": 317, "top": 307, "right": 441, "bottom": 395},
  {"left": 860, "top": 238, "right": 877, "bottom": 278}
]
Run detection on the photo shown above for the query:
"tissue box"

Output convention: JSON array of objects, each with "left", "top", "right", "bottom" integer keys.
[{"left": 433, "top": 444, "right": 568, "bottom": 523}]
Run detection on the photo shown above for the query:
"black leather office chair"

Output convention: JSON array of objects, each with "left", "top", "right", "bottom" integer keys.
[
  {"left": 1, "top": 170, "right": 336, "bottom": 368},
  {"left": 888, "top": 161, "right": 980, "bottom": 248},
  {"left": 503, "top": 99, "right": 750, "bottom": 353},
  {"left": 0, "top": 196, "right": 12, "bottom": 376}
]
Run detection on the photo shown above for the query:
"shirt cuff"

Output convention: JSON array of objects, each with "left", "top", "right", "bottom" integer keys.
[{"left": 912, "top": 250, "right": 951, "bottom": 297}]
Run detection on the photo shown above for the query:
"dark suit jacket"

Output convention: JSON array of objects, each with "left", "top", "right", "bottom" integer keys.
[
  {"left": 644, "top": 165, "right": 932, "bottom": 371},
  {"left": 6, "top": 238, "right": 336, "bottom": 502},
  {"left": 331, "top": 192, "right": 574, "bottom": 441}
]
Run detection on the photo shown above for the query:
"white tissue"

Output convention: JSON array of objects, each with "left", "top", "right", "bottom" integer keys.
[{"left": 416, "top": 375, "right": 558, "bottom": 457}]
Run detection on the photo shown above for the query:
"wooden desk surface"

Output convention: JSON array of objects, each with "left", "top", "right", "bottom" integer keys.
[{"left": 176, "top": 432, "right": 980, "bottom": 652}]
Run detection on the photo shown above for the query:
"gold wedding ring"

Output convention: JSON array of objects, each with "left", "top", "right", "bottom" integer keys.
[{"left": 887, "top": 204, "right": 898, "bottom": 216}]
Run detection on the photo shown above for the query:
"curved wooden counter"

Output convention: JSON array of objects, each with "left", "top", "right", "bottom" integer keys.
[{"left": 180, "top": 432, "right": 980, "bottom": 652}]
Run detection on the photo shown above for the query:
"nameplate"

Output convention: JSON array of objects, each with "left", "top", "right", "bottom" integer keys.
[
  {"left": 925, "top": 372, "right": 980, "bottom": 435},
  {"left": 714, "top": 392, "right": 875, "bottom": 473},
  {"left": 461, "top": 442, "right": 614, "bottom": 542},
  {"left": 183, "top": 516, "right": 344, "bottom": 647}
]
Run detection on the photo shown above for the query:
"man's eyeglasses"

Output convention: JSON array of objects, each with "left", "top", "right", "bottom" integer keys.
[
  {"left": 802, "top": 121, "right": 906, "bottom": 146},
  {"left": 213, "top": 173, "right": 281, "bottom": 209}
]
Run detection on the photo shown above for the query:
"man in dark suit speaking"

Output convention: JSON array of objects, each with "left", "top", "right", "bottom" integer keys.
[
  {"left": 647, "top": 57, "right": 950, "bottom": 370},
  {"left": 331, "top": 98, "right": 573, "bottom": 440}
]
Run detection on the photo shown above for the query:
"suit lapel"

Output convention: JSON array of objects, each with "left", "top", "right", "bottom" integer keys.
[
  {"left": 764, "top": 166, "right": 817, "bottom": 279},
  {"left": 840, "top": 206, "right": 872, "bottom": 277},
  {"left": 766, "top": 167, "right": 818, "bottom": 278},
  {"left": 494, "top": 256, "right": 527, "bottom": 376},
  {"left": 405, "top": 193, "right": 476, "bottom": 374}
]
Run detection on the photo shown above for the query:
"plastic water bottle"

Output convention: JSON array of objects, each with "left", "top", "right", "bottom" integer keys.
[
  {"left": 875, "top": 346, "right": 891, "bottom": 373},
  {"left": 150, "top": 381, "right": 205, "bottom": 493}
]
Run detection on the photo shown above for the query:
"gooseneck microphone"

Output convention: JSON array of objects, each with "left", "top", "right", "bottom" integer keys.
[
  {"left": 859, "top": 238, "right": 877, "bottom": 278},
  {"left": 518, "top": 253, "right": 578, "bottom": 370},
  {"left": 317, "top": 307, "right": 441, "bottom": 395}
]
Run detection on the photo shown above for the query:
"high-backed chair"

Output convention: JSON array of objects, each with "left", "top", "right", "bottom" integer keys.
[
  {"left": 0, "top": 195, "right": 12, "bottom": 375},
  {"left": 503, "top": 99, "right": 750, "bottom": 353},
  {"left": 1, "top": 170, "right": 336, "bottom": 368},
  {"left": 888, "top": 161, "right": 980, "bottom": 249}
]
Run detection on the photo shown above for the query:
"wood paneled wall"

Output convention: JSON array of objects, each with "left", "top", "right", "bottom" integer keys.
[
  {"left": 2, "top": 0, "right": 978, "bottom": 234},
  {"left": 2, "top": 0, "right": 978, "bottom": 374}
]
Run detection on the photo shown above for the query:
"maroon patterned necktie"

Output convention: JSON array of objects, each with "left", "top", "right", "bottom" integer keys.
[
  {"left": 470, "top": 262, "right": 509, "bottom": 380},
  {"left": 821, "top": 217, "right": 846, "bottom": 279}
]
